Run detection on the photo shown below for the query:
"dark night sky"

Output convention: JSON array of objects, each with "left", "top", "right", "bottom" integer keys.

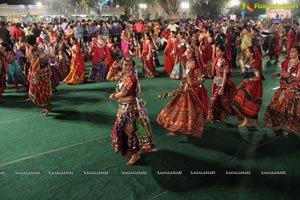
[
  {"left": 0, "top": 0, "right": 76, "bottom": 5},
  {"left": 0, "top": 0, "right": 36, "bottom": 5}
]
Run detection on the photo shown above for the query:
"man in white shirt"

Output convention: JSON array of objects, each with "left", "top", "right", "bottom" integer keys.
[{"left": 166, "top": 20, "right": 179, "bottom": 32}]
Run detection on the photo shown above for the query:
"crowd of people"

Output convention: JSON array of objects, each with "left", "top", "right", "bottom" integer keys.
[{"left": 0, "top": 17, "right": 300, "bottom": 165}]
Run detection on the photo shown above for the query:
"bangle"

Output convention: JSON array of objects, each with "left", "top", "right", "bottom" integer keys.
[{"left": 290, "top": 74, "right": 297, "bottom": 81}]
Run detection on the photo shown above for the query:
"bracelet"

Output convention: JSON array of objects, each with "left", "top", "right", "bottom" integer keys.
[{"left": 290, "top": 74, "right": 297, "bottom": 81}]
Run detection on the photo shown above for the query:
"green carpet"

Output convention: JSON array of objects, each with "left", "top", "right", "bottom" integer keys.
[{"left": 0, "top": 54, "right": 299, "bottom": 200}]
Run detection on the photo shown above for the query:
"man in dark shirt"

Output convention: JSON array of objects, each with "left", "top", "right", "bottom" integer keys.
[
  {"left": 31, "top": 23, "right": 41, "bottom": 38},
  {"left": 0, "top": 21, "right": 12, "bottom": 47}
]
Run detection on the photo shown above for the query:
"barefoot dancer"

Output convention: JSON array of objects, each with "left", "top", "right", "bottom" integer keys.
[
  {"left": 207, "top": 45, "right": 236, "bottom": 123},
  {"left": 109, "top": 57, "right": 156, "bottom": 166},
  {"left": 157, "top": 47, "right": 208, "bottom": 138},
  {"left": 232, "top": 46, "right": 263, "bottom": 127},
  {"left": 264, "top": 46, "right": 300, "bottom": 134},
  {"left": 25, "top": 35, "right": 52, "bottom": 115}
]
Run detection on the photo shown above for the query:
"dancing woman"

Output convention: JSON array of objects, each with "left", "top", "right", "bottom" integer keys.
[
  {"left": 157, "top": 47, "right": 208, "bottom": 138},
  {"left": 232, "top": 46, "right": 263, "bottom": 127},
  {"left": 109, "top": 57, "right": 156, "bottom": 165},
  {"left": 0, "top": 48, "right": 7, "bottom": 96},
  {"left": 170, "top": 32, "right": 187, "bottom": 80},
  {"left": 208, "top": 45, "right": 236, "bottom": 122},
  {"left": 63, "top": 37, "right": 85, "bottom": 85},
  {"left": 285, "top": 28, "right": 297, "bottom": 58},
  {"left": 57, "top": 38, "right": 70, "bottom": 79},
  {"left": 141, "top": 33, "right": 159, "bottom": 78},
  {"left": 0, "top": 42, "right": 28, "bottom": 91},
  {"left": 264, "top": 46, "right": 300, "bottom": 134},
  {"left": 88, "top": 39, "right": 109, "bottom": 82},
  {"left": 25, "top": 35, "right": 52, "bottom": 114},
  {"left": 164, "top": 31, "right": 177, "bottom": 75}
]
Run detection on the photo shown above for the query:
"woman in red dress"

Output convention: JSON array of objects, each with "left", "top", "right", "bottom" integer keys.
[
  {"left": 285, "top": 28, "right": 297, "bottom": 58},
  {"left": 163, "top": 31, "right": 176, "bottom": 75},
  {"left": 232, "top": 46, "right": 263, "bottom": 127},
  {"left": 157, "top": 47, "right": 208, "bottom": 138},
  {"left": 264, "top": 46, "right": 300, "bottom": 134},
  {"left": 88, "top": 39, "right": 110, "bottom": 82},
  {"left": 141, "top": 33, "right": 159, "bottom": 78},
  {"left": 170, "top": 32, "right": 187, "bottom": 79},
  {"left": 208, "top": 45, "right": 236, "bottom": 122}
]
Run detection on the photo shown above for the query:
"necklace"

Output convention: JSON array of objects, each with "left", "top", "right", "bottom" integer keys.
[
  {"left": 289, "top": 59, "right": 298, "bottom": 65},
  {"left": 287, "top": 59, "right": 298, "bottom": 73},
  {"left": 217, "top": 58, "right": 224, "bottom": 66},
  {"left": 246, "top": 58, "right": 254, "bottom": 65}
]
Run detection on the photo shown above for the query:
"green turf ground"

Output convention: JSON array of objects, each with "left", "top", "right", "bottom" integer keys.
[{"left": 0, "top": 53, "right": 299, "bottom": 200}]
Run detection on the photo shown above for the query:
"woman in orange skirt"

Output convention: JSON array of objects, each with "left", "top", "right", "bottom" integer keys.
[
  {"left": 157, "top": 47, "right": 208, "bottom": 138},
  {"left": 63, "top": 37, "right": 85, "bottom": 85}
]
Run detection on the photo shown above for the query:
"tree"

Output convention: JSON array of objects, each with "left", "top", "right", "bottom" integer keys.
[
  {"left": 79, "top": 0, "right": 102, "bottom": 17},
  {"left": 114, "top": 0, "right": 138, "bottom": 18},
  {"left": 115, "top": 0, "right": 155, "bottom": 19},
  {"left": 190, "top": 0, "right": 229, "bottom": 19},
  {"left": 157, "top": 0, "right": 180, "bottom": 19},
  {"left": 51, "top": 0, "right": 74, "bottom": 16}
]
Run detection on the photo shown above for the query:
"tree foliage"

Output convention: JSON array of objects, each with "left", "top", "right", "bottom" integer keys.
[
  {"left": 190, "top": 0, "right": 229, "bottom": 18},
  {"left": 114, "top": 0, "right": 138, "bottom": 17},
  {"left": 115, "top": 0, "right": 138, "bottom": 7},
  {"left": 115, "top": 0, "right": 155, "bottom": 19},
  {"left": 79, "top": 0, "right": 99, "bottom": 15},
  {"left": 51, "top": 0, "right": 74, "bottom": 16}
]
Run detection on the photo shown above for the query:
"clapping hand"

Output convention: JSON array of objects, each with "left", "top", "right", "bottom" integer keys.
[{"left": 112, "top": 61, "right": 120, "bottom": 69}]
